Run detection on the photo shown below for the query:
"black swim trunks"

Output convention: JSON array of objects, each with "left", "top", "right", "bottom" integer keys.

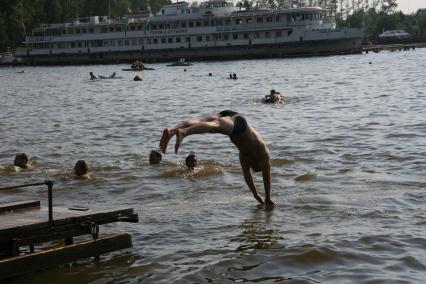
[{"left": 218, "top": 110, "right": 247, "bottom": 135}]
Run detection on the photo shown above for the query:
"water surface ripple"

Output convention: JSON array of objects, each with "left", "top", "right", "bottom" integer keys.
[{"left": 1, "top": 49, "right": 426, "bottom": 283}]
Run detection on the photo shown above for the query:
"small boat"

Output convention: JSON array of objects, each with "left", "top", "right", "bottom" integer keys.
[{"left": 167, "top": 58, "right": 192, "bottom": 67}]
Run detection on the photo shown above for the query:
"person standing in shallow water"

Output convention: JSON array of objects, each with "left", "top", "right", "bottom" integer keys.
[
  {"left": 159, "top": 110, "right": 275, "bottom": 207},
  {"left": 74, "top": 160, "right": 91, "bottom": 180}
]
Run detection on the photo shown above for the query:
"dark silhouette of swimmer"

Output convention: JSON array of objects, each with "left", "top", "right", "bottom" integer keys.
[
  {"left": 149, "top": 150, "right": 162, "bottom": 164},
  {"left": 109, "top": 72, "right": 116, "bottom": 78},
  {"left": 74, "top": 160, "right": 91, "bottom": 180},
  {"left": 185, "top": 153, "right": 197, "bottom": 170},
  {"left": 229, "top": 73, "right": 233, "bottom": 79},
  {"left": 264, "top": 89, "right": 283, "bottom": 104},
  {"left": 133, "top": 75, "right": 142, "bottom": 81},
  {"left": 233, "top": 73, "right": 238, "bottom": 80},
  {"left": 14, "top": 153, "right": 33, "bottom": 169},
  {"left": 159, "top": 111, "right": 275, "bottom": 207},
  {"left": 208, "top": 73, "right": 212, "bottom": 76},
  {"left": 90, "top": 72, "right": 97, "bottom": 80}
]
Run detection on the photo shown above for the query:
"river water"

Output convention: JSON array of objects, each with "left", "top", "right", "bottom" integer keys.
[{"left": 1, "top": 49, "right": 426, "bottom": 283}]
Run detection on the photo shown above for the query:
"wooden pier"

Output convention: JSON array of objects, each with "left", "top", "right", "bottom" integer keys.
[
  {"left": 362, "top": 42, "right": 426, "bottom": 54},
  {"left": 0, "top": 181, "right": 138, "bottom": 280}
]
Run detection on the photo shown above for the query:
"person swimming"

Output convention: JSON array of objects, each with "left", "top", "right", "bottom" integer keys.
[
  {"left": 14, "top": 153, "right": 33, "bottom": 169},
  {"left": 90, "top": 72, "right": 97, "bottom": 80},
  {"left": 149, "top": 150, "right": 162, "bottom": 165},
  {"left": 263, "top": 89, "right": 283, "bottom": 104},
  {"left": 133, "top": 75, "right": 142, "bottom": 81},
  {"left": 185, "top": 153, "right": 197, "bottom": 170},
  {"left": 74, "top": 160, "right": 91, "bottom": 180}
]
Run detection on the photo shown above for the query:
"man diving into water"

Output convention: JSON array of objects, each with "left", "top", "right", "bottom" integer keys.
[{"left": 159, "top": 110, "right": 275, "bottom": 207}]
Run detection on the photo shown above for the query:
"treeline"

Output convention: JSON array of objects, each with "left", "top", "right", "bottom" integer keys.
[
  {"left": 0, "top": 0, "right": 170, "bottom": 52},
  {"left": 1, "top": 0, "right": 426, "bottom": 52}
]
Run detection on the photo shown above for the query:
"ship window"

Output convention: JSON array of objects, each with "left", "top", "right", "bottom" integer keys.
[
  {"left": 138, "top": 25, "right": 142, "bottom": 30},
  {"left": 159, "top": 24, "right": 164, "bottom": 29},
  {"left": 166, "top": 24, "right": 170, "bottom": 29},
  {"left": 71, "top": 43, "right": 75, "bottom": 48},
  {"left": 186, "top": 9, "right": 190, "bottom": 14},
  {"left": 62, "top": 29, "right": 66, "bottom": 34},
  {"left": 185, "top": 37, "right": 191, "bottom": 42},
  {"left": 196, "top": 21, "right": 201, "bottom": 27},
  {"left": 233, "top": 34, "right": 238, "bottom": 40},
  {"left": 78, "top": 42, "right": 82, "bottom": 47},
  {"left": 246, "top": 18, "right": 252, "bottom": 24},
  {"left": 254, "top": 33, "right": 259, "bottom": 38},
  {"left": 225, "top": 19, "right": 231, "bottom": 25},
  {"left": 197, "top": 36, "right": 202, "bottom": 42},
  {"left": 224, "top": 34, "right": 229, "bottom": 40},
  {"left": 276, "top": 16, "right": 281, "bottom": 22},
  {"left": 139, "top": 39, "right": 143, "bottom": 45},
  {"left": 257, "top": 17, "right": 263, "bottom": 23},
  {"left": 130, "top": 26, "right": 135, "bottom": 31},
  {"left": 276, "top": 31, "right": 282, "bottom": 37},
  {"left": 176, "top": 37, "right": 181, "bottom": 43},
  {"left": 181, "top": 22, "right": 186, "bottom": 28},
  {"left": 89, "top": 28, "right": 94, "bottom": 33},
  {"left": 76, "top": 29, "right": 80, "bottom": 34},
  {"left": 168, "top": 38, "right": 173, "bottom": 43},
  {"left": 189, "top": 22, "right": 194, "bottom": 27},
  {"left": 267, "top": 17, "right": 272, "bottom": 22},
  {"left": 206, "top": 35, "right": 210, "bottom": 41},
  {"left": 153, "top": 38, "right": 158, "bottom": 44},
  {"left": 146, "top": 38, "right": 151, "bottom": 44},
  {"left": 215, "top": 19, "right": 223, "bottom": 26},
  {"left": 101, "top": 27, "right": 107, "bottom": 33},
  {"left": 132, "top": 39, "right": 137, "bottom": 45},
  {"left": 125, "top": 40, "right": 129, "bottom": 45},
  {"left": 243, "top": 33, "right": 249, "bottom": 39},
  {"left": 161, "top": 38, "right": 166, "bottom": 43},
  {"left": 151, "top": 24, "right": 157, "bottom": 30},
  {"left": 236, "top": 19, "right": 242, "bottom": 25},
  {"left": 118, "top": 40, "right": 123, "bottom": 46},
  {"left": 265, "top": 32, "right": 270, "bottom": 38},
  {"left": 203, "top": 21, "right": 209, "bottom": 26},
  {"left": 83, "top": 28, "right": 87, "bottom": 33},
  {"left": 110, "top": 27, "right": 114, "bottom": 32},
  {"left": 288, "top": 30, "right": 293, "bottom": 36}
]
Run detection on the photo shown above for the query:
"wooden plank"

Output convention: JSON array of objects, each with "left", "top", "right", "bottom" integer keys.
[
  {"left": 0, "top": 207, "right": 135, "bottom": 237},
  {"left": 0, "top": 233, "right": 132, "bottom": 280},
  {"left": 0, "top": 201, "right": 40, "bottom": 213}
]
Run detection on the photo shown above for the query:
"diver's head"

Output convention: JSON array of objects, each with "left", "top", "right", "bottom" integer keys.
[
  {"left": 149, "top": 150, "right": 162, "bottom": 164},
  {"left": 74, "top": 160, "right": 89, "bottom": 176},
  {"left": 14, "top": 153, "right": 29, "bottom": 168},
  {"left": 185, "top": 153, "right": 197, "bottom": 170}
]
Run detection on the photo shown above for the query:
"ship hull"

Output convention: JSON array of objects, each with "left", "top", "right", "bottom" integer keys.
[{"left": 19, "top": 37, "right": 362, "bottom": 65}]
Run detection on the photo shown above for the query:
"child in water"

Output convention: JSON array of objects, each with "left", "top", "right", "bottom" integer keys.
[{"left": 74, "top": 160, "right": 91, "bottom": 180}]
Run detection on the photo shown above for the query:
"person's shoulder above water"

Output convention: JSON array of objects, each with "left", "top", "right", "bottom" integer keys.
[
  {"left": 14, "top": 153, "right": 33, "bottom": 170},
  {"left": 74, "top": 160, "right": 91, "bottom": 180}
]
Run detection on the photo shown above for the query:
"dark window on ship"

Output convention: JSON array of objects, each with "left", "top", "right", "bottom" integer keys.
[
  {"left": 161, "top": 38, "right": 166, "bottom": 43},
  {"left": 82, "top": 28, "right": 87, "bottom": 33},
  {"left": 288, "top": 30, "right": 293, "bottom": 36},
  {"left": 181, "top": 22, "right": 186, "bottom": 28},
  {"left": 159, "top": 24, "right": 164, "bottom": 29},
  {"left": 146, "top": 38, "right": 151, "bottom": 44},
  {"left": 276, "top": 31, "right": 282, "bottom": 37},
  {"left": 243, "top": 33, "right": 249, "bottom": 39},
  {"left": 152, "top": 24, "right": 157, "bottom": 30},
  {"left": 224, "top": 34, "right": 229, "bottom": 40},
  {"left": 176, "top": 37, "right": 181, "bottom": 43},
  {"left": 257, "top": 17, "right": 263, "bottom": 23},
  {"left": 225, "top": 19, "right": 231, "bottom": 25},
  {"left": 89, "top": 28, "right": 94, "bottom": 33},
  {"left": 197, "top": 36, "right": 202, "bottom": 42},
  {"left": 109, "top": 27, "right": 114, "bottom": 32},
  {"left": 233, "top": 34, "right": 238, "bottom": 40},
  {"left": 78, "top": 42, "right": 82, "bottom": 47},
  {"left": 265, "top": 32, "right": 270, "bottom": 38},
  {"left": 276, "top": 16, "right": 281, "bottom": 21},
  {"left": 101, "top": 27, "right": 107, "bottom": 33},
  {"left": 215, "top": 19, "right": 223, "bottom": 25},
  {"left": 130, "top": 26, "right": 135, "bottom": 31},
  {"left": 236, "top": 19, "right": 242, "bottom": 25},
  {"left": 76, "top": 29, "right": 81, "bottom": 34},
  {"left": 203, "top": 21, "right": 209, "bottom": 26},
  {"left": 166, "top": 24, "right": 171, "bottom": 29},
  {"left": 246, "top": 18, "right": 252, "bottom": 24},
  {"left": 168, "top": 38, "right": 173, "bottom": 43},
  {"left": 254, "top": 33, "right": 260, "bottom": 38},
  {"left": 189, "top": 22, "right": 194, "bottom": 27},
  {"left": 185, "top": 37, "right": 191, "bottom": 42},
  {"left": 62, "top": 29, "right": 66, "bottom": 34},
  {"left": 267, "top": 17, "right": 272, "bottom": 22},
  {"left": 153, "top": 38, "right": 158, "bottom": 44},
  {"left": 71, "top": 43, "right": 75, "bottom": 48},
  {"left": 118, "top": 40, "right": 123, "bottom": 46},
  {"left": 205, "top": 35, "right": 210, "bottom": 41},
  {"left": 196, "top": 21, "right": 201, "bottom": 27},
  {"left": 124, "top": 40, "right": 129, "bottom": 45},
  {"left": 131, "top": 39, "right": 137, "bottom": 45}
]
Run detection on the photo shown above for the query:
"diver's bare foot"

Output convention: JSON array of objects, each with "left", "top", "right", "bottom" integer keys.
[
  {"left": 160, "top": 128, "right": 172, "bottom": 153},
  {"left": 175, "top": 129, "right": 185, "bottom": 154}
]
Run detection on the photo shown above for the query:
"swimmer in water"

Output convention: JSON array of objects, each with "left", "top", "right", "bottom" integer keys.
[
  {"left": 133, "top": 75, "right": 142, "bottom": 81},
  {"left": 264, "top": 89, "right": 283, "bottom": 104},
  {"left": 74, "top": 160, "right": 91, "bottom": 180},
  {"left": 149, "top": 150, "right": 162, "bottom": 164},
  {"left": 90, "top": 72, "right": 97, "bottom": 80},
  {"left": 14, "top": 153, "right": 33, "bottom": 169},
  {"left": 159, "top": 110, "right": 275, "bottom": 207},
  {"left": 185, "top": 153, "right": 197, "bottom": 170},
  {"left": 109, "top": 72, "right": 116, "bottom": 78}
]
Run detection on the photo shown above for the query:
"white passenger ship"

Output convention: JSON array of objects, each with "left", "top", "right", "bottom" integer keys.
[{"left": 16, "top": 0, "right": 363, "bottom": 65}]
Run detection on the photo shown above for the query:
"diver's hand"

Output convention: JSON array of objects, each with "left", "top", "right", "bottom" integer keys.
[{"left": 265, "top": 198, "right": 276, "bottom": 208}]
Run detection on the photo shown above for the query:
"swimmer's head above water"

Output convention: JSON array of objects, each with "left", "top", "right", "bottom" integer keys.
[
  {"left": 74, "top": 160, "right": 90, "bottom": 179},
  {"left": 14, "top": 153, "right": 32, "bottom": 169},
  {"left": 185, "top": 153, "right": 197, "bottom": 170},
  {"left": 149, "top": 150, "right": 162, "bottom": 164}
]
